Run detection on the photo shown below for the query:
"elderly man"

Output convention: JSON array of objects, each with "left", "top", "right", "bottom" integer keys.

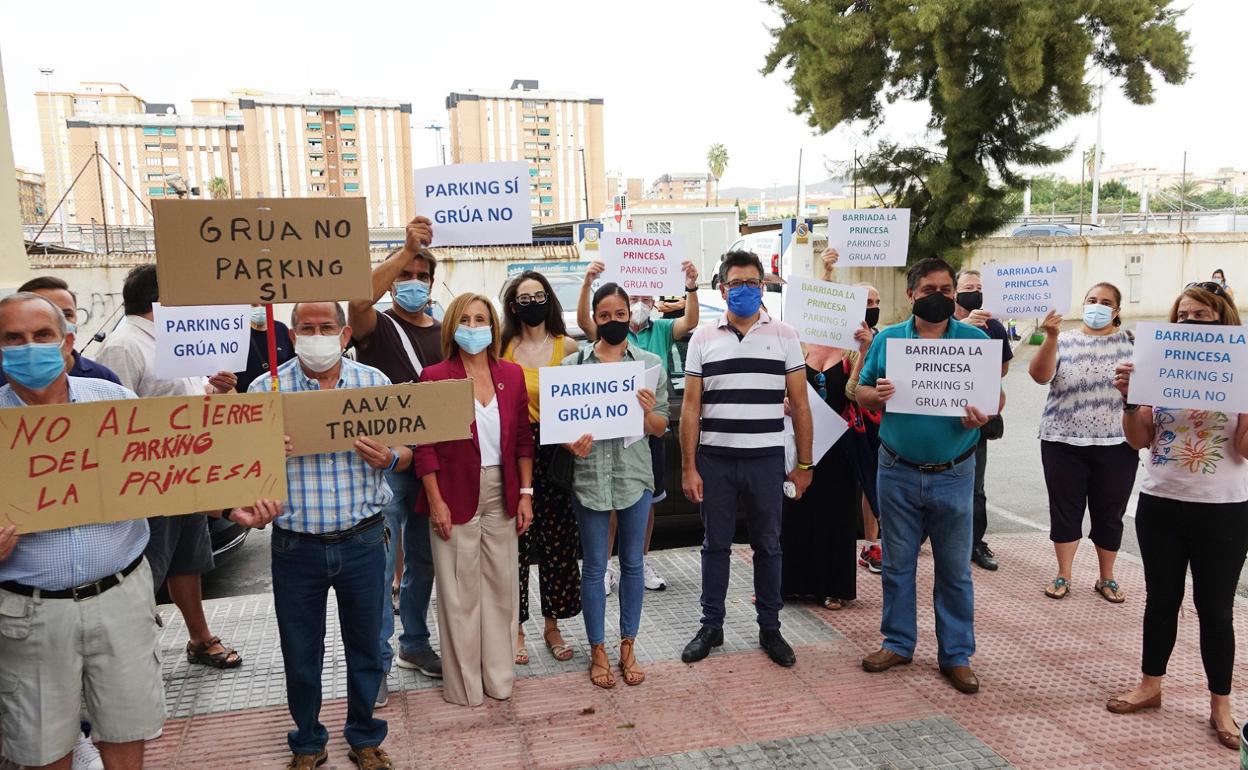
[{"left": 0, "top": 276, "right": 121, "bottom": 388}]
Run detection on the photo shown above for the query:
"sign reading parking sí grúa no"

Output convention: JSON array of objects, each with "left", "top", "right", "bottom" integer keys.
[
  {"left": 827, "top": 208, "right": 910, "bottom": 267},
  {"left": 414, "top": 161, "right": 533, "bottom": 247},
  {"left": 981, "top": 260, "right": 1073, "bottom": 318},
  {"left": 886, "top": 338, "right": 1003, "bottom": 417},
  {"left": 538, "top": 361, "right": 646, "bottom": 445},
  {"left": 1128, "top": 322, "right": 1248, "bottom": 413}
]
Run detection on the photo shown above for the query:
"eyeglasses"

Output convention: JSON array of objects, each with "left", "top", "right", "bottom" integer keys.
[
  {"left": 515, "top": 292, "right": 548, "bottom": 306},
  {"left": 1185, "top": 281, "right": 1228, "bottom": 298},
  {"left": 814, "top": 371, "right": 828, "bottom": 401},
  {"left": 294, "top": 324, "right": 341, "bottom": 335},
  {"left": 722, "top": 279, "right": 763, "bottom": 290}
]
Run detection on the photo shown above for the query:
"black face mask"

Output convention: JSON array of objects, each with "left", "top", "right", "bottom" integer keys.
[
  {"left": 912, "top": 293, "right": 956, "bottom": 324},
  {"left": 1179, "top": 318, "right": 1220, "bottom": 325},
  {"left": 598, "top": 319, "right": 630, "bottom": 345},
  {"left": 865, "top": 307, "right": 880, "bottom": 328},
  {"left": 515, "top": 302, "right": 548, "bottom": 328},
  {"left": 956, "top": 291, "right": 983, "bottom": 312}
]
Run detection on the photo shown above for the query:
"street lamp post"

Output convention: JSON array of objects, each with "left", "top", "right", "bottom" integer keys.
[
  {"left": 424, "top": 123, "right": 445, "bottom": 166},
  {"left": 40, "top": 67, "right": 67, "bottom": 245}
]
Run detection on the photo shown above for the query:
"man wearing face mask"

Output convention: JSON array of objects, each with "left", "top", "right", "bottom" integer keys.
[
  {"left": 952, "top": 270, "right": 1014, "bottom": 572},
  {"left": 0, "top": 276, "right": 121, "bottom": 388},
  {"left": 856, "top": 258, "right": 998, "bottom": 695},
  {"left": 234, "top": 304, "right": 295, "bottom": 392}
]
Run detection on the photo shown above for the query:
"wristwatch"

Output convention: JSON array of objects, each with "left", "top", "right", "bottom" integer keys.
[
  {"left": 1122, "top": 403, "right": 1140, "bottom": 413},
  {"left": 221, "top": 508, "right": 234, "bottom": 522},
  {"left": 519, "top": 487, "right": 535, "bottom": 497},
  {"left": 795, "top": 461, "right": 815, "bottom": 472}
]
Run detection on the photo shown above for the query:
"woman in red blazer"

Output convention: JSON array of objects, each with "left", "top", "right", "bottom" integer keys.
[{"left": 412, "top": 292, "right": 534, "bottom": 707}]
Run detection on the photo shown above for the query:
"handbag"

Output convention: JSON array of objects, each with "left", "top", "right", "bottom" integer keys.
[{"left": 545, "top": 347, "right": 588, "bottom": 491}]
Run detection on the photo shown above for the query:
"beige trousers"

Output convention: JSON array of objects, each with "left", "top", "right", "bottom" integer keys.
[{"left": 431, "top": 466, "right": 519, "bottom": 707}]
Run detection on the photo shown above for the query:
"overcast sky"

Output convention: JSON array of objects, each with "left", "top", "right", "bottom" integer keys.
[{"left": 2, "top": 0, "right": 1241, "bottom": 191}]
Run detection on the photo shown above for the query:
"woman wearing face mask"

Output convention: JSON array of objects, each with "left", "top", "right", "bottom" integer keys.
[
  {"left": 234, "top": 304, "right": 295, "bottom": 392},
  {"left": 500, "top": 271, "right": 582, "bottom": 666},
  {"left": 1211, "top": 269, "right": 1234, "bottom": 302},
  {"left": 1029, "top": 282, "right": 1138, "bottom": 602},
  {"left": 564, "top": 283, "right": 669, "bottom": 689},
  {"left": 1108, "top": 283, "right": 1247, "bottom": 750},
  {"left": 411, "top": 293, "right": 535, "bottom": 707}
]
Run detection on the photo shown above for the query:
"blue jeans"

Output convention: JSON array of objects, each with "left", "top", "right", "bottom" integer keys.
[
  {"left": 272, "top": 523, "right": 387, "bottom": 755},
  {"left": 877, "top": 447, "right": 976, "bottom": 667},
  {"left": 378, "top": 470, "right": 436, "bottom": 673},
  {"left": 576, "top": 490, "right": 652, "bottom": 645}
]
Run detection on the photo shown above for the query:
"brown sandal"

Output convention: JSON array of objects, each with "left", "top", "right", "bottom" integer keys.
[
  {"left": 544, "top": 628, "right": 574, "bottom": 662},
  {"left": 186, "top": 636, "right": 242, "bottom": 669},
  {"left": 589, "top": 643, "right": 615, "bottom": 689},
  {"left": 1209, "top": 717, "right": 1240, "bottom": 750},
  {"left": 618, "top": 638, "right": 645, "bottom": 686}
]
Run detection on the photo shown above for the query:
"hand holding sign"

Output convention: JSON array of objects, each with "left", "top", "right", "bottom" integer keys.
[
  {"left": 405, "top": 215, "right": 433, "bottom": 252},
  {"left": 827, "top": 209, "right": 911, "bottom": 267},
  {"left": 600, "top": 233, "right": 687, "bottom": 296},
  {"left": 414, "top": 161, "right": 533, "bottom": 247},
  {"left": 0, "top": 525, "right": 16, "bottom": 561},
  {"left": 1127, "top": 322, "right": 1248, "bottom": 412},
  {"left": 982, "top": 260, "right": 1073, "bottom": 318},
  {"left": 229, "top": 499, "right": 283, "bottom": 529}
]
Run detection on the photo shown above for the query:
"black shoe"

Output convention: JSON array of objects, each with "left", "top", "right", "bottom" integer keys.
[
  {"left": 681, "top": 626, "right": 724, "bottom": 663},
  {"left": 759, "top": 629, "right": 796, "bottom": 667},
  {"left": 971, "top": 543, "right": 999, "bottom": 571}
]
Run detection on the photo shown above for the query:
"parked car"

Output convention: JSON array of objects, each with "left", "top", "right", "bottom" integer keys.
[
  {"left": 1011, "top": 223, "right": 1109, "bottom": 237},
  {"left": 713, "top": 232, "right": 783, "bottom": 293}
]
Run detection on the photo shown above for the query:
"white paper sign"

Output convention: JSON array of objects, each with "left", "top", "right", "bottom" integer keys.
[
  {"left": 624, "top": 366, "right": 664, "bottom": 448},
  {"left": 1128, "top": 322, "right": 1248, "bottom": 413},
  {"left": 885, "top": 338, "right": 1003, "bottom": 417},
  {"left": 539, "top": 360, "right": 647, "bottom": 445},
  {"left": 152, "top": 303, "right": 250, "bottom": 379},
  {"left": 414, "top": 161, "right": 533, "bottom": 247},
  {"left": 599, "top": 233, "right": 685, "bottom": 296},
  {"left": 827, "top": 208, "right": 910, "bottom": 267},
  {"left": 981, "top": 260, "right": 1072, "bottom": 318},
  {"left": 783, "top": 278, "right": 867, "bottom": 349},
  {"left": 784, "top": 382, "right": 850, "bottom": 473}
]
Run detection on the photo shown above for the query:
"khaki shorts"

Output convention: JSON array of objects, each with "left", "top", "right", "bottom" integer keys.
[{"left": 0, "top": 559, "right": 166, "bottom": 767}]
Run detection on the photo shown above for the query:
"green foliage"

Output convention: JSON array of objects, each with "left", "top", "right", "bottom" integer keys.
[
  {"left": 206, "top": 176, "right": 231, "bottom": 200},
  {"left": 707, "top": 143, "right": 729, "bottom": 206},
  {"left": 764, "top": 0, "right": 1191, "bottom": 263}
]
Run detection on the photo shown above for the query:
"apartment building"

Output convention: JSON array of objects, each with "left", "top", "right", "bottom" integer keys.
[
  {"left": 15, "top": 167, "right": 46, "bottom": 224},
  {"left": 446, "top": 80, "right": 605, "bottom": 224},
  {"left": 649, "top": 172, "right": 712, "bottom": 203}
]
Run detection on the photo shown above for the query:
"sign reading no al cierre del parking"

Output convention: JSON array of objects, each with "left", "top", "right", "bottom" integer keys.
[{"left": 1128, "top": 322, "right": 1248, "bottom": 413}]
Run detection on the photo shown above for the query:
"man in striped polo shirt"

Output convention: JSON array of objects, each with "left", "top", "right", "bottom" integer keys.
[{"left": 679, "top": 250, "right": 814, "bottom": 668}]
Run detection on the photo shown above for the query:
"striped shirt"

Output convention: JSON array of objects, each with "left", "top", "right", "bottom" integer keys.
[
  {"left": 1039, "top": 329, "right": 1134, "bottom": 446},
  {"left": 685, "top": 311, "right": 804, "bottom": 456},
  {"left": 248, "top": 357, "right": 394, "bottom": 534},
  {"left": 0, "top": 377, "right": 150, "bottom": 590}
]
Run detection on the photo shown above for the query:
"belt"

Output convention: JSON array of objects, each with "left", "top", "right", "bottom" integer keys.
[
  {"left": 882, "top": 443, "right": 976, "bottom": 473},
  {"left": 279, "top": 513, "right": 384, "bottom": 544},
  {"left": 0, "top": 555, "right": 143, "bottom": 601}
]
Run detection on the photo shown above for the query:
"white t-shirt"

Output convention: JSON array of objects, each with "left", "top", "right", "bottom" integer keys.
[
  {"left": 476, "top": 397, "right": 501, "bottom": 467},
  {"left": 1038, "top": 329, "right": 1134, "bottom": 446},
  {"left": 1141, "top": 408, "right": 1248, "bottom": 504}
]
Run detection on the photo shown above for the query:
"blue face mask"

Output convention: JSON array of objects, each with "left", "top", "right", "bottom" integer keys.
[
  {"left": 1083, "top": 303, "right": 1114, "bottom": 330},
  {"left": 2, "top": 341, "right": 66, "bottom": 390},
  {"left": 249, "top": 307, "right": 268, "bottom": 327},
  {"left": 66, "top": 322, "right": 77, "bottom": 336},
  {"left": 393, "top": 279, "right": 431, "bottom": 313},
  {"left": 726, "top": 284, "right": 763, "bottom": 318},
  {"left": 455, "top": 325, "right": 493, "bottom": 355}
]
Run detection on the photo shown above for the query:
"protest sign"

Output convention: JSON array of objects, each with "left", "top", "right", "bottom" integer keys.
[
  {"left": 599, "top": 232, "right": 686, "bottom": 296},
  {"left": 153, "top": 303, "right": 250, "bottom": 379},
  {"left": 981, "top": 260, "right": 1073, "bottom": 318},
  {"left": 783, "top": 278, "right": 867, "bottom": 349},
  {"left": 539, "top": 360, "right": 646, "bottom": 445},
  {"left": 784, "top": 382, "right": 850, "bottom": 473},
  {"left": 885, "top": 338, "right": 1003, "bottom": 417},
  {"left": 623, "top": 365, "right": 663, "bottom": 448},
  {"left": 414, "top": 161, "right": 533, "bottom": 247},
  {"left": 0, "top": 393, "right": 286, "bottom": 534},
  {"left": 283, "top": 380, "right": 475, "bottom": 456},
  {"left": 1128, "top": 322, "right": 1248, "bottom": 413},
  {"left": 153, "top": 197, "right": 371, "bottom": 306},
  {"left": 827, "top": 209, "right": 910, "bottom": 267}
]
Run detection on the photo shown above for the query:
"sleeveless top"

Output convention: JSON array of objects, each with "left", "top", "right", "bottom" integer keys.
[{"left": 503, "top": 335, "right": 566, "bottom": 423}]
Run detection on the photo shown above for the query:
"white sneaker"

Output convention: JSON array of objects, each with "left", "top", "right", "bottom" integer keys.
[
  {"left": 604, "top": 563, "right": 618, "bottom": 596},
  {"left": 144, "top": 727, "right": 163, "bottom": 741},
  {"left": 643, "top": 559, "right": 667, "bottom": 591},
  {"left": 72, "top": 734, "right": 104, "bottom": 770}
]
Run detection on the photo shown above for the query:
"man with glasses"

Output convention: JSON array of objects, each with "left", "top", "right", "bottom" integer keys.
[{"left": 679, "top": 250, "right": 814, "bottom": 668}]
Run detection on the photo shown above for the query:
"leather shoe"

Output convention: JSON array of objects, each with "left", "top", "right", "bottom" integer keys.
[
  {"left": 861, "top": 648, "right": 912, "bottom": 672},
  {"left": 759, "top": 629, "right": 796, "bottom": 667},
  {"left": 681, "top": 625, "right": 723, "bottom": 663},
  {"left": 971, "top": 543, "right": 998, "bottom": 571},
  {"left": 940, "top": 665, "right": 980, "bottom": 694},
  {"left": 1106, "top": 691, "right": 1161, "bottom": 714}
]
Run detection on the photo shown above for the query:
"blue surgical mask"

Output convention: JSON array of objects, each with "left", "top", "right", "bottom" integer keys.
[
  {"left": 726, "top": 284, "right": 763, "bottom": 318},
  {"left": 2, "top": 341, "right": 66, "bottom": 390},
  {"left": 249, "top": 307, "right": 268, "bottom": 327},
  {"left": 393, "top": 279, "right": 431, "bottom": 312},
  {"left": 1083, "top": 303, "right": 1114, "bottom": 330},
  {"left": 66, "top": 322, "right": 77, "bottom": 336},
  {"left": 454, "top": 325, "right": 493, "bottom": 355}
]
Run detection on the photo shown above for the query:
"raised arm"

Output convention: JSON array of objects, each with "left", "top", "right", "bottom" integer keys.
[
  {"left": 1028, "top": 310, "right": 1063, "bottom": 384},
  {"left": 348, "top": 216, "right": 432, "bottom": 342},
  {"left": 671, "top": 261, "right": 701, "bottom": 339},
  {"left": 577, "top": 261, "right": 604, "bottom": 342}
]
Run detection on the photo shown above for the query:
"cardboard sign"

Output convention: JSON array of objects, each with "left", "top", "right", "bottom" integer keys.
[
  {"left": 0, "top": 393, "right": 286, "bottom": 534},
  {"left": 1128, "top": 322, "right": 1248, "bottom": 413},
  {"left": 827, "top": 208, "right": 910, "bottom": 267},
  {"left": 885, "top": 338, "right": 1003, "bottom": 417},
  {"left": 153, "top": 303, "right": 250, "bottom": 379},
  {"left": 981, "top": 260, "right": 1073, "bottom": 318},
  {"left": 283, "top": 380, "right": 475, "bottom": 456},
  {"left": 599, "top": 232, "right": 686, "bottom": 296},
  {"left": 414, "top": 161, "right": 533, "bottom": 247},
  {"left": 784, "top": 382, "right": 850, "bottom": 473},
  {"left": 539, "top": 361, "right": 646, "bottom": 445},
  {"left": 153, "top": 197, "right": 372, "bottom": 306},
  {"left": 783, "top": 278, "right": 868, "bottom": 349}
]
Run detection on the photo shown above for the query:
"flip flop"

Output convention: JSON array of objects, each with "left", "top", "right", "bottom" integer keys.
[
  {"left": 515, "top": 638, "right": 529, "bottom": 666},
  {"left": 544, "top": 629, "right": 574, "bottom": 662}
]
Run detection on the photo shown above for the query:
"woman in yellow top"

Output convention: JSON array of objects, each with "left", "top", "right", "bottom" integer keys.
[{"left": 501, "top": 270, "right": 582, "bottom": 666}]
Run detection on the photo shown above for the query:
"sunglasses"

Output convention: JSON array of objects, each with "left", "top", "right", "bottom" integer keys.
[{"left": 1186, "top": 281, "right": 1228, "bottom": 298}]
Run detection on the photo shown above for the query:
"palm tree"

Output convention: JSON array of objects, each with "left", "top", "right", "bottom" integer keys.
[
  {"left": 706, "top": 143, "right": 729, "bottom": 206},
  {"left": 206, "top": 176, "right": 231, "bottom": 200}
]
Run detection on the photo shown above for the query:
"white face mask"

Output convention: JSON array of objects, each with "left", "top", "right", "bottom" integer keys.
[
  {"left": 294, "top": 334, "right": 343, "bottom": 373},
  {"left": 630, "top": 301, "right": 651, "bottom": 327}
]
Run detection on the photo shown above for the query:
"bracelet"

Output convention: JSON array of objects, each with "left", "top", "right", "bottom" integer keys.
[
  {"left": 1122, "top": 403, "right": 1140, "bottom": 413},
  {"left": 386, "top": 449, "right": 400, "bottom": 472},
  {"left": 686, "top": 285, "right": 698, "bottom": 293},
  {"left": 519, "top": 487, "right": 534, "bottom": 497},
  {"left": 796, "top": 461, "right": 815, "bottom": 472}
]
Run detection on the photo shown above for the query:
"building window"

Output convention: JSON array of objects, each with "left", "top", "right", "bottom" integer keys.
[
  {"left": 342, "top": 153, "right": 357, "bottom": 162},
  {"left": 307, "top": 139, "right": 323, "bottom": 148},
  {"left": 528, "top": 167, "right": 538, "bottom": 177},
  {"left": 148, "top": 186, "right": 166, "bottom": 196},
  {"left": 524, "top": 142, "right": 539, "bottom": 150},
  {"left": 537, "top": 128, "right": 551, "bottom": 136},
  {"left": 343, "top": 169, "right": 358, "bottom": 177},
  {"left": 307, "top": 122, "right": 322, "bottom": 131},
  {"left": 344, "top": 182, "right": 360, "bottom": 192},
  {"left": 340, "top": 108, "right": 355, "bottom": 116},
  {"left": 341, "top": 123, "right": 355, "bottom": 131},
  {"left": 309, "top": 153, "right": 324, "bottom": 161},
  {"left": 146, "top": 173, "right": 165, "bottom": 181},
  {"left": 143, "top": 127, "right": 159, "bottom": 136},
  {"left": 522, "top": 100, "right": 548, "bottom": 109},
  {"left": 342, "top": 139, "right": 356, "bottom": 147},
  {"left": 541, "top": 209, "right": 553, "bottom": 217},
  {"left": 539, "top": 195, "right": 554, "bottom": 204},
  {"left": 146, "top": 158, "right": 161, "bottom": 167},
  {"left": 306, "top": 109, "right": 319, "bottom": 118},
  {"left": 645, "top": 221, "right": 674, "bottom": 234},
  {"left": 160, "top": 127, "right": 176, "bottom": 136},
  {"left": 310, "top": 169, "right": 325, "bottom": 177},
  {"left": 539, "top": 182, "right": 552, "bottom": 190},
  {"left": 310, "top": 183, "right": 326, "bottom": 192}
]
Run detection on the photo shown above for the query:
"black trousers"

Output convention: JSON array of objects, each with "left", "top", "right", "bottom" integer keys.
[
  {"left": 1040, "top": 441, "right": 1138, "bottom": 549},
  {"left": 1136, "top": 493, "right": 1248, "bottom": 695},
  {"left": 972, "top": 437, "right": 989, "bottom": 549}
]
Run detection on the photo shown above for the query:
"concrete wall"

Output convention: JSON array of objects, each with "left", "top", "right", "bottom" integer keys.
[{"left": 0, "top": 47, "right": 32, "bottom": 290}]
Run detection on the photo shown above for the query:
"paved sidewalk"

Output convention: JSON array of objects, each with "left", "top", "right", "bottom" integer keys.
[{"left": 139, "top": 532, "right": 1244, "bottom": 768}]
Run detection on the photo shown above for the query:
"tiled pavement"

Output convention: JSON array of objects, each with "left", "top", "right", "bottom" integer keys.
[{"left": 137, "top": 533, "right": 1245, "bottom": 768}]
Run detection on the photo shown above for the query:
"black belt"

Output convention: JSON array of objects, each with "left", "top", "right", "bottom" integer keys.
[
  {"left": 882, "top": 443, "right": 977, "bottom": 473},
  {"left": 278, "top": 513, "right": 384, "bottom": 545},
  {"left": 0, "top": 555, "right": 143, "bottom": 601}
]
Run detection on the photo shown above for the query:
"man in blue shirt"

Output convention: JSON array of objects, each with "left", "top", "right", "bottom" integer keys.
[
  {"left": 855, "top": 258, "right": 998, "bottom": 696},
  {"left": 0, "top": 276, "right": 122, "bottom": 388}
]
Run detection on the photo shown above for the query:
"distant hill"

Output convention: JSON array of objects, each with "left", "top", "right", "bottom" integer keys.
[{"left": 717, "top": 176, "right": 850, "bottom": 200}]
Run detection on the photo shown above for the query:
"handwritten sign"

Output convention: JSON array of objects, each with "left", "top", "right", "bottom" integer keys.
[
  {"left": 153, "top": 197, "right": 372, "bottom": 306},
  {"left": 784, "top": 382, "right": 850, "bottom": 473},
  {"left": 981, "top": 260, "right": 1072, "bottom": 318},
  {"left": 885, "top": 338, "right": 1002, "bottom": 417},
  {"left": 283, "top": 381, "right": 475, "bottom": 456},
  {"left": 599, "top": 232, "right": 685, "bottom": 296},
  {"left": 153, "top": 303, "right": 250, "bottom": 379},
  {"left": 783, "top": 278, "right": 867, "bottom": 349},
  {"left": 414, "top": 161, "right": 532, "bottom": 247},
  {"left": 539, "top": 361, "right": 646, "bottom": 445},
  {"left": 1128, "top": 322, "right": 1248, "bottom": 413},
  {"left": 827, "top": 208, "right": 910, "bottom": 267},
  {"left": 0, "top": 393, "right": 286, "bottom": 534}
]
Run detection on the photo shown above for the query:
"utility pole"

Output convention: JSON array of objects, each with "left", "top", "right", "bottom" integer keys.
[
  {"left": 852, "top": 149, "right": 858, "bottom": 208},
  {"left": 1179, "top": 150, "right": 1187, "bottom": 234},
  {"left": 277, "top": 142, "right": 286, "bottom": 197},
  {"left": 41, "top": 67, "right": 67, "bottom": 245},
  {"left": 93, "top": 142, "right": 109, "bottom": 253},
  {"left": 578, "top": 147, "right": 589, "bottom": 220},
  {"left": 1078, "top": 151, "right": 1086, "bottom": 234},
  {"left": 1090, "top": 70, "right": 1104, "bottom": 221},
  {"left": 796, "top": 148, "right": 805, "bottom": 219}
]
